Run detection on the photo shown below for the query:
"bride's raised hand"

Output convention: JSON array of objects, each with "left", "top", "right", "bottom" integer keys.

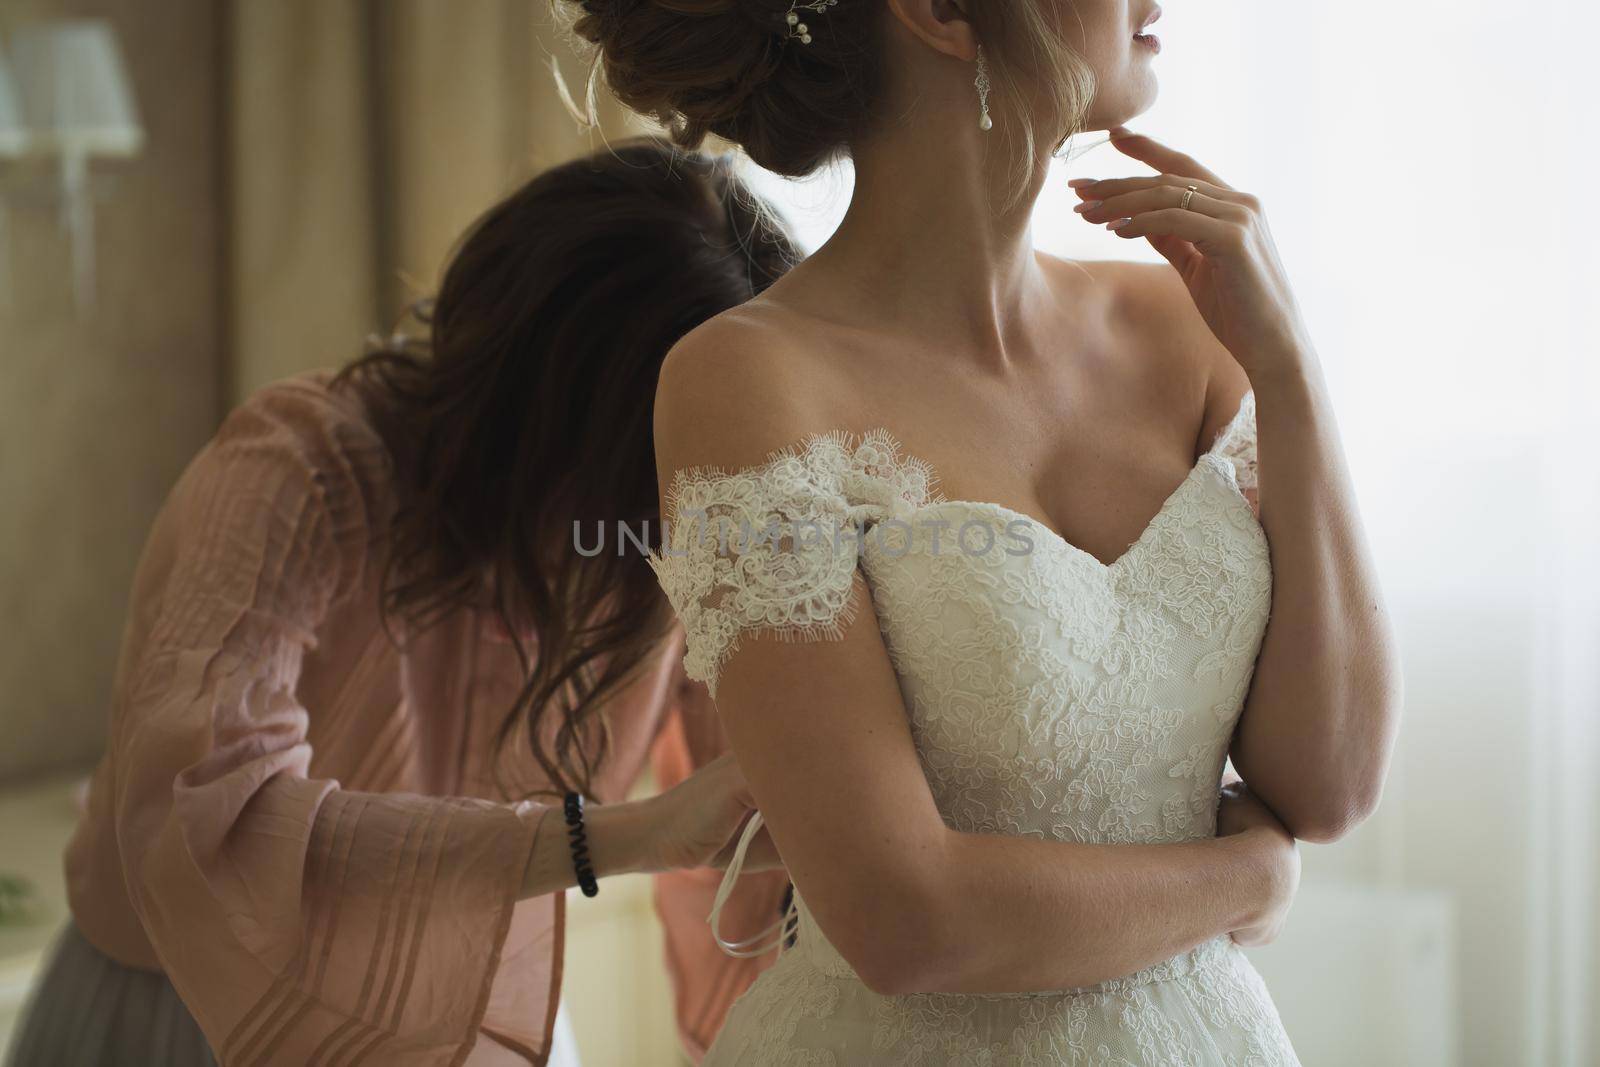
[{"left": 1068, "top": 128, "right": 1314, "bottom": 384}]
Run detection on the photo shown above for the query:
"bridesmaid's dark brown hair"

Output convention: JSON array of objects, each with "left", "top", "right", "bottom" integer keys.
[{"left": 336, "top": 136, "right": 799, "bottom": 795}]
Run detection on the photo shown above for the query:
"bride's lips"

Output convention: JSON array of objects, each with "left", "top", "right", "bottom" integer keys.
[{"left": 1134, "top": 5, "right": 1162, "bottom": 53}]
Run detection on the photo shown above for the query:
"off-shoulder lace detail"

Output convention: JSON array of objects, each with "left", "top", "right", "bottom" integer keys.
[
  {"left": 1211, "top": 390, "right": 1258, "bottom": 492},
  {"left": 649, "top": 429, "right": 940, "bottom": 696}
]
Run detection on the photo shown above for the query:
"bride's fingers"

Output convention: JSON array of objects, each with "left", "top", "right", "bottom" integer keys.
[
  {"left": 1074, "top": 185, "right": 1246, "bottom": 225},
  {"left": 1105, "top": 208, "right": 1246, "bottom": 256},
  {"left": 1069, "top": 174, "right": 1253, "bottom": 208},
  {"left": 1108, "top": 127, "right": 1232, "bottom": 189}
]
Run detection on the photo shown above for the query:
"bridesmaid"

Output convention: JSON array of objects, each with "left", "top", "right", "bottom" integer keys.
[{"left": 4, "top": 137, "right": 791, "bottom": 1067}]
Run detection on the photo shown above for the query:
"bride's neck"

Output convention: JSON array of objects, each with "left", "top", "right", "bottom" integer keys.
[{"left": 800, "top": 132, "right": 1056, "bottom": 358}]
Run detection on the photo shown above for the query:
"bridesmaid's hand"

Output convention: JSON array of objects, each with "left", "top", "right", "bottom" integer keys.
[
  {"left": 1216, "top": 779, "right": 1301, "bottom": 947},
  {"left": 527, "top": 756, "right": 778, "bottom": 898},
  {"left": 641, "top": 753, "right": 783, "bottom": 874},
  {"left": 1069, "top": 128, "right": 1315, "bottom": 384}
]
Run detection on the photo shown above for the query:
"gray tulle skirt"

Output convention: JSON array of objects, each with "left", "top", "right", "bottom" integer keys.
[{"left": 3, "top": 921, "right": 216, "bottom": 1067}]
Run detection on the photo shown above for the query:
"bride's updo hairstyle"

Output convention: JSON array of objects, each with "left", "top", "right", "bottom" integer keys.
[{"left": 559, "top": 1, "right": 1095, "bottom": 206}]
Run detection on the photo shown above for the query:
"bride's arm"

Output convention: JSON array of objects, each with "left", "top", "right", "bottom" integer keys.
[
  {"left": 1076, "top": 130, "right": 1404, "bottom": 844},
  {"left": 1218, "top": 355, "right": 1403, "bottom": 843},
  {"left": 710, "top": 590, "right": 1296, "bottom": 997},
  {"left": 651, "top": 322, "right": 1298, "bottom": 998}
]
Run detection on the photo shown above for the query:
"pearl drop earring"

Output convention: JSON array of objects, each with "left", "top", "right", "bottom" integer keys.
[{"left": 975, "top": 46, "right": 993, "bottom": 131}]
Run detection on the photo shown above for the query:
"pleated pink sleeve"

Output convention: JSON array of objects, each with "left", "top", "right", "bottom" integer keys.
[{"left": 107, "top": 386, "right": 546, "bottom": 1066}]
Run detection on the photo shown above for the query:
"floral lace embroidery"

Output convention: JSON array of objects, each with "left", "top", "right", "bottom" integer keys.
[{"left": 650, "top": 429, "right": 939, "bottom": 696}]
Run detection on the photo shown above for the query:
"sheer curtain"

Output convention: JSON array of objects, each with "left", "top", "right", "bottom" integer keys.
[{"left": 740, "top": 4, "right": 1600, "bottom": 1063}]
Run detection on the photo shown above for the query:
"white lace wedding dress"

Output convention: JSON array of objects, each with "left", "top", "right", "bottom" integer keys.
[{"left": 650, "top": 393, "right": 1300, "bottom": 1065}]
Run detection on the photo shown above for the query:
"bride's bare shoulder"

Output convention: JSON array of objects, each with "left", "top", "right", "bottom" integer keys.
[
  {"left": 1039, "top": 253, "right": 1232, "bottom": 385},
  {"left": 654, "top": 302, "right": 850, "bottom": 480},
  {"left": 1039, "top": 254, "right": 1197, "bottom": 332}
]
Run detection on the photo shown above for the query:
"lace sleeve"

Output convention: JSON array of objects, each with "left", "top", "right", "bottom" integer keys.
[{"left": 649, "top": 429, "right": 935, "bottom": 696}]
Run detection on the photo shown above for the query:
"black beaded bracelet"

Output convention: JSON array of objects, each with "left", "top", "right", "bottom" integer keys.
[{"left": 562, "top": 792, "right": 599, "bottom": 898}]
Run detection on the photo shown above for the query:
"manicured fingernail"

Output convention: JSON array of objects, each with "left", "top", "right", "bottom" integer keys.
[
  {"left": 1073, "top": 200, "right": 1102, "bottom": 214},
  {"left": 1067, "top": 178, "right": 1097, "bottom": 188},
  {"left": 1107, "top": 218, "right": 1132, "bottom": 230}
]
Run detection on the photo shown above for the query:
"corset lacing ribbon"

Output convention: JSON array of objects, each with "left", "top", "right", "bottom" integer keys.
[{"left": 709, "top": 812, "right": 800, "bottom": 959}]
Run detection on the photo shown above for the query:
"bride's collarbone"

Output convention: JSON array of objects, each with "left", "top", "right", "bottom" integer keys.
[
  {"left": 790, "top": 341, "right": 1215, "bottom": 561},
  {"left": 841, "top": 418, "right": 1210, "bottom": 569}
]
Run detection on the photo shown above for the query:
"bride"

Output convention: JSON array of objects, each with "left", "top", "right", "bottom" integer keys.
[{"left": 567, "top": 0, "right": 1402, "bottom": 1061}]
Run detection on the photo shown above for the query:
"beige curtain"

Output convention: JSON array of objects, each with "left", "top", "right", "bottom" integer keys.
[{"left": 226, "top": 0, "right": 647, "bottom": 400}]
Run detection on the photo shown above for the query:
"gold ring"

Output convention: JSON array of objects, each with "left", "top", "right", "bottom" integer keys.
[{"left": 1180, "top": 184, "right": 1199, "bottom": 211}]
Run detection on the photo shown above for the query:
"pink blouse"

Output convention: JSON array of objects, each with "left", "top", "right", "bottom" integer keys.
[{"left": 62, "top": 371, "right": 786, "bottom": 1065}]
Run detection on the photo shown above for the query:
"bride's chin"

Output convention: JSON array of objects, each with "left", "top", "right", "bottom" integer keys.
[{"left": 1086, "top": 89, "right": 1158, "bottom": 134}]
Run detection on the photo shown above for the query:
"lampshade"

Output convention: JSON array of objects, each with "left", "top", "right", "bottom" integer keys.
[
  {"left": 6, "top": 20, "right": 144, "bottom": 313},
  {"left": 8, "top": 19, "right": 143, "bottom": 157},
  {"left": 0, "top": 51, "right": 28, "bottom": 158}
]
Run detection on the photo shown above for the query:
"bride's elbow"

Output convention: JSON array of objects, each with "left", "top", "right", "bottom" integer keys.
[
  {"left": 822, "top": 882, "right": 964, "bottom": 996},
  {"left": 1281, "top": 777, "right": 1386, "bottom": 844},
  {"left": 849, "top": 934, "right": 962, "bottom": 997},
  {"left": 853, "top": 949, "right": 933, "bottom": 997}
]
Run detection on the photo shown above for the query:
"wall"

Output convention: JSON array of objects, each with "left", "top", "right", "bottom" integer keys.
[{"left": 0, "top": 1, "right": 223, "bottom": 782}]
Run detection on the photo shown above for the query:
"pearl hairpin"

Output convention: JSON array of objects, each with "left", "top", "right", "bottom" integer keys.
[{"left": 785, "top": 0, "right": 839, "bottom": 44}]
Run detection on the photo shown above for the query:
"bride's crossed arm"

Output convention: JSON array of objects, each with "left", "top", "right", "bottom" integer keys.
[{"left": 649, "top": 324, "right": 1299, "bottom": 998}]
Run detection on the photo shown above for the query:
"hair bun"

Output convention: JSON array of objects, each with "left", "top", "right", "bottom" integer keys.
[
  {"left": 560, "top": 0, "right": 885, "bottom": 179},
  {"left": 579, "top": 0, "right": 637, "bottom": 20}
]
